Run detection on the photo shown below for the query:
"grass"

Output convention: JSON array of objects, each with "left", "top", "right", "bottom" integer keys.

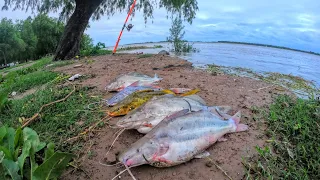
[
  {"left": 0, "top": 58, "right": 58, "bottom": 94},
  {"left": 0, "top": 57, "right": 106, "bottom": 154},
  {"left": 244, "top": 95, "right": 320, "bottom": 179},
  {"left": 0, "top": 85, "right": 105, "bottom": 153},
  {"left": 80, "top": 49, "right": 112, "bottom": 57},
  {"left": 118, "top": 45, "right": 163, "bottom": 51},
  {"left": 138, "top": 54, "right": 153, "bottom": 59}
]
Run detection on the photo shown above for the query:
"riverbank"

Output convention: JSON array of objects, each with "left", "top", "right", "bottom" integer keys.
[
  {"left": 52, "top": 54, "right": 291, "bottom": 180},
  {"left": 1, "top": 53, "right": 318, "bottom": 180}
]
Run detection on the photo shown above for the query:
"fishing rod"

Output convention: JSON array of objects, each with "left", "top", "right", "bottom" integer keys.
[{"left": 112, "top": 0, "right": 137, "bottom": 54}]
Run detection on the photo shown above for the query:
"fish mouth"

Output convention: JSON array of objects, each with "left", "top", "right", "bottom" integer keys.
[{"left": 107, "top": 111, "right": 117, "bottom": 117}]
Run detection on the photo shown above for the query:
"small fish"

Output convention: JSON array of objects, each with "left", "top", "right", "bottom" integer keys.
[
  {"left": 106, "top": 81, "right": 162, "bottom": 106},
  {"left": 117, "top": 94, "right": 232, "bottom": 133},
  {"left": 118, "top": 109, "right": 248, "bottom": 168},
  {"left": 107, "top": 90, "right": 175, "bottom": 117},
  {"left": 105, "top": 72, "right": 162, "bottom": 92},
  {"left": 108, "top": 89, "right": 200, "bottom": 117}
]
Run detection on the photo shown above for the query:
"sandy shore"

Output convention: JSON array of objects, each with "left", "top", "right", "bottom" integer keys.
[{"left": 54, "top": 54, "right": 287, "bottom": 180}]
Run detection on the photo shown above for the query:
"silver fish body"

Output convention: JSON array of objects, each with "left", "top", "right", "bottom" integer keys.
[
  {"left": 118, "top": 109, "right": 248, "bottom": 168},
  {"left": 106, "top": 85, "right": 162, "bottom": 106},
  {"left": 105, "top": 72, "right": 162, "bottom": 92},
  {"left": 117, "top": 95, "right": 231, "bottom": 133}
]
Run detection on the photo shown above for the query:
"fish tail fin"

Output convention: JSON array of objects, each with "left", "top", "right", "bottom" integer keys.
[
  {"left": 154, "top": 74, "right": 163, "bottom": 81},
  {"left": 230, "top": 111, "right": 248, "bottom": 132}
]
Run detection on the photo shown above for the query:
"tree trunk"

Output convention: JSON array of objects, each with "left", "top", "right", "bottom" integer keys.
[{"left": 53, "top": 0, "right": 102, "bottom": 61}]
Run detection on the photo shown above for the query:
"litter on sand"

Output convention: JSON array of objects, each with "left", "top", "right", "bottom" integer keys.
[
  {"left": 102, "top": 72, "right": 249, "bottom": 179},
  {"left": 68, "top": 74, "right": 82, "bottom": 81}
]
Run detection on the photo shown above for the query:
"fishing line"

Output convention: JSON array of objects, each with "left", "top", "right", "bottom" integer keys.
[
  {"left": 111, "top": 169, "right": 128, "bottom": 180},
  {"left": 98, "top": 161, "right": 122, "bottom": 167},
  {"left": 125, "top": 164, "right": 137, "bottom": 180},
  {"left": 105, "top": 128, "right": 126, "bottom": 157}
]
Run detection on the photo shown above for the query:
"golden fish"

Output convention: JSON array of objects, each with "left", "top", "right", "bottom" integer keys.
[{"left": 107, "top": 89, "right": 200, "bottom": 117}]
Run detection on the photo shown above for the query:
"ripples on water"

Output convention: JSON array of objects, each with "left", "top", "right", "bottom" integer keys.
[{"left": 111, "top": 42, "right": 320, "bottom": 87}]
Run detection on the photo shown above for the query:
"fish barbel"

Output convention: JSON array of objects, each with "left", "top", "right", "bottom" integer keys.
[
  {"left": 117, "top": 94, "right": 232, "bottom": 133},
  {"left": 118, "top": 109, "right": 248, "bottom": 168},
  {"left": 105, "top": 72, "right": 162, "bottom": 92}
]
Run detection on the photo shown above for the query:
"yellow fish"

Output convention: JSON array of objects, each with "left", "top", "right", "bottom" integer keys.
[{"left": 107, "top": 89, "right": 199, "bottom": 117}]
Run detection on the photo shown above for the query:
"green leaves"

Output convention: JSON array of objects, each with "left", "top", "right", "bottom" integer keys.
[
  {"left": 2, "top": 159, "right": 21, "bottom": 180},
  {"left": 0, "top": 126, "right": 74, "bottom": 180},
  {"left": 33, "top": 152, "right": 76, "bottom": 180}
]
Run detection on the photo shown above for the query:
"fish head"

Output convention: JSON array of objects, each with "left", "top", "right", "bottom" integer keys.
[
  {"left": 116, "top": 99, "right": 162, "bottom": 129},
  {"left": 108, "top": 105, "right": 132, "bottom": 117},
  {"left": 118, "top": 138, "right": 160, "bottom": 167},
  {"left": 105, "top": 80, "right": 126, "bottom": 92}
]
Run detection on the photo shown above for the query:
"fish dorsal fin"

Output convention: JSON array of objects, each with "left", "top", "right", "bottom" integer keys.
[
  {"left": 127, "top": 72, "right": 151, "bottom": 78},
  {"left": 183, "top": 95, "right": 206, "bottom": 105},
  {"left": 163, "top": 109, "right": 190, "bottom": 122}
]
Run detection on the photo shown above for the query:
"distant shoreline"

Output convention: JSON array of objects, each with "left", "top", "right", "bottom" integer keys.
[
  {"left": 216, "top": 41, "right": 320, "bottom": 56},
  {"left": 119, "top": 41, "right": 320, "bottom": 56}
]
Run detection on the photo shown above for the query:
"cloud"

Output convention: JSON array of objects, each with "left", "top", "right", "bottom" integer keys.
[{"left": 0, "top": 0, "right": 319, "bottom": 52}]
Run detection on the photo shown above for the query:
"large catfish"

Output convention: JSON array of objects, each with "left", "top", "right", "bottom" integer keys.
[
  {"left": 118, "top": 109, "right": 248, "bottom": 168},
  {"left": 117, "top": 94, "right": 232, "bottom": 133}
]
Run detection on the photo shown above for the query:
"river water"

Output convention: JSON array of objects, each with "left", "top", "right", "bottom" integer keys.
[{"left": 111, "top": 42, "right": 320, "bottom": 86}]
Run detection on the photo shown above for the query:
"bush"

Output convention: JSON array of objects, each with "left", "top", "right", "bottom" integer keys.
[{"left": 167, "top": 15, "right": 199, "bottom": 53}]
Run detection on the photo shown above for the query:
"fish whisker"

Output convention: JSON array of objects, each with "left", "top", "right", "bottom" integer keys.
[{"left": 106, "top": 128, "right": 126, "bottom": 156}]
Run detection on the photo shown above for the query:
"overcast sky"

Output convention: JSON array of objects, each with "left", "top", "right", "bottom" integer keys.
[{"left": 1, "top": 0, "right": 319, "bottom": 52}]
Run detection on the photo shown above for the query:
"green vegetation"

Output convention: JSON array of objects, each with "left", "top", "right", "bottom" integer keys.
[
  {"left": 80, "top": 40, "right": 112, "bottom": 57},
  {"left": 0, "top": 15, "right": 111, "bottom": 67},
  {"left": 118, "top": 45, "right": 163, "bottom": 51},
  {"left": 217, "top": 41, "right": 320, "bottom": 56},
  {"left": 244, "top": 95, "right": 320, "bottom": 179},
  {"left": 3, "top": 0, "right": 199, "bottom": 61},
  {"left": 0, "top": 15, "right": 64, "bottom": 65},
  {"left": 138, "top": 54, "right": 153, "bottom": 59},
  {"left": 0, "top": 57, "right": 105, "bottom": 153},
  {"left": 167, "top": 15, "right": 199, "bottom": 53},
  {"left": 0, "top": 126, "right": 75, "bottom": 179}
]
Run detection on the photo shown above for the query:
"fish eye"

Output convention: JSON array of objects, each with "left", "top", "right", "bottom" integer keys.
[{"left": 137, "top": 149, "right": 140, "bottom": 153}]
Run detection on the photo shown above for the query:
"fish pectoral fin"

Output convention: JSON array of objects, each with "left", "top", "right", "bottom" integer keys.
[
  {"left": 194, "top": 151, "right": 210, "bottom": 159},
  {"left": 217, "top": 137, "right": 228, "bottom": 142}
]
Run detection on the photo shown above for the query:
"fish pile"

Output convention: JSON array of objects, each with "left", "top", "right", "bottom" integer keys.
[{"left": 104, "top": 72, "right": 248, "bottom": 173}]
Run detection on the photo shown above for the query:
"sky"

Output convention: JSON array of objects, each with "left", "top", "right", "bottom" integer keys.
[{"left": 0, "top": 0, "right": 319, "bottom": 53}]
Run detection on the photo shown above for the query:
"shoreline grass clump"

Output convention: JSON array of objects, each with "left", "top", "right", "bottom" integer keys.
[
  {"left": 0, "top": 85, "right": 105, "bottom": 152},
  {"left": 244, "top": 95, "right": 320, "bottom": 179}
]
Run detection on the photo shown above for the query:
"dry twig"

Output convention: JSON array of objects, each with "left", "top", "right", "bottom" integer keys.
[{"left": 22, "top": 85, "right": 76, "bottom": 128}]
